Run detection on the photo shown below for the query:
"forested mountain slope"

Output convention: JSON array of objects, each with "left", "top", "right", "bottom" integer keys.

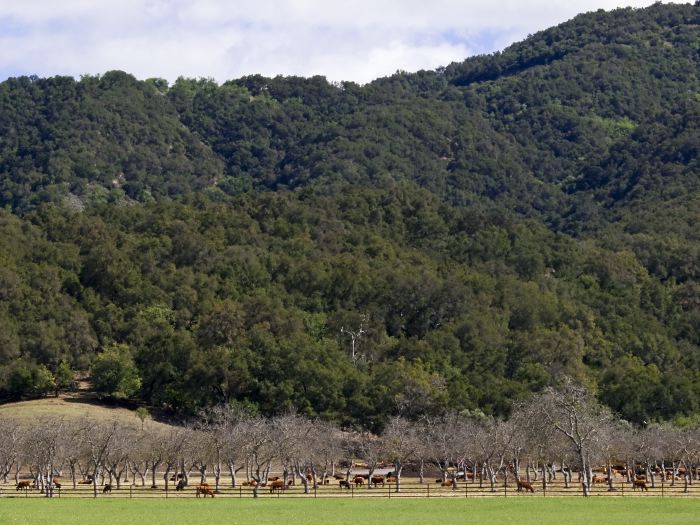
[{"left": 0, "top": 3, "right": 698, "bottom": 429}]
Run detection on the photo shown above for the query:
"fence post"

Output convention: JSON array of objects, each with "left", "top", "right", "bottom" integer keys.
[
  {"left": 388, "top": 484, "right": 390, "bottom": 498},
  {"left": 465, "top": 481, "right": 467, "bottom": 498},
  {"left": 427, "top": 483, "right": 430, "bottom": 498},
  {"left": 351, "top": 484, "right": 353, "bottom": 498},
  {"left": 130, "top": 485, "right": 132, "bottom": 499},
  {"left": 239, "top": 486, "right": 242, "bottom": 499},
  {"left": 314, "top": 485, "right": 317, "bottom": 498}
]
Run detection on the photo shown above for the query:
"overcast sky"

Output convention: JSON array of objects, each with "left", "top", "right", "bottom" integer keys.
[{"left": 0, "top": 1, "right": 681, "bottom": 84}]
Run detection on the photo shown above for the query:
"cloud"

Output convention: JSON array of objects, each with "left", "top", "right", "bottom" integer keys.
[{"left": 0, "top": 1, "right": 678, "bottom": 84}]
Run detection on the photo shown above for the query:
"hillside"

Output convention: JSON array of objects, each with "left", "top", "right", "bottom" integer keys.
[
  {"left": 0, "top": 395, "right": 172, "bottom": 431},
  {"left": 0, "top": 3, "right": 698, "bottom": 430}
]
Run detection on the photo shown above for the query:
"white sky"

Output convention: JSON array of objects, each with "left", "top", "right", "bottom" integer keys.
[{"left": 0, "top": 1, "right": 682, "bottom": 84}]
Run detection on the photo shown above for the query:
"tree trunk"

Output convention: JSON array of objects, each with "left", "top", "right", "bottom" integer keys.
[
  {"left": 579, "top": 450, "right": 589, "bottom": 497},
  {"left": 395, "top": 461, "right": 402, "bottom": 493},
  {"left": 92, "top": 470, "right": 99, "bottom": 498},
  {"left": 228, "top": 462, "right": 237, "bottom": 488},
  {"left": 163, "top": 467, "right": 171, "bottom": 492},
  {"left": 150, "top": 463, "right": 158, "bottom": 488},
  {"left": 418, "top": 459, "right": 424, "bottom": 484},
  {"left": 541, "top": 464, "right": 547, "bottom": 492}
]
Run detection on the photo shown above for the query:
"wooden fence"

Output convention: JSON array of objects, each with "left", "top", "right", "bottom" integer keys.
[{"left": 2, "top": 478, "right": 699, "bottom": 499}]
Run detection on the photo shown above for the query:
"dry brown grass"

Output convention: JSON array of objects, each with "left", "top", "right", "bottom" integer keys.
[{"left": 0, "top": 395, "right": 172, "bottom": 430}]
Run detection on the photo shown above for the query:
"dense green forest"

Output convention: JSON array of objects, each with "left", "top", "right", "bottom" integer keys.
[{"left": 0, "top": 3, "right": 698, "bottom": 430}]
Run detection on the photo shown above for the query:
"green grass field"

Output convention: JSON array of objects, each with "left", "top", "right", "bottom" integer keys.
[{"left": 0, "top": 497, "right": 698, "bottom": 524}]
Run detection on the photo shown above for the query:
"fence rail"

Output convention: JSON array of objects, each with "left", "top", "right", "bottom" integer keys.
[{"left": 3, "top": 479, "right": 699, "bottom": 499}]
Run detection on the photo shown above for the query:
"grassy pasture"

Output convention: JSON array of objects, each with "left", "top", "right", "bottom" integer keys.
[
  {"left": 0, "top": 497, "right": 698, "bottom": 524},
  {"left": 0, "top": 396, "right": 172, "bottom": 430}
]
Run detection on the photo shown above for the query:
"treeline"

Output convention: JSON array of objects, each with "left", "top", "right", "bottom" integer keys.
[
  {"left": 1, "top": 380, "right": 699, "bottom": 498},
  {"left": 1, "top": 186, "right": 698, "bottom": 427}
]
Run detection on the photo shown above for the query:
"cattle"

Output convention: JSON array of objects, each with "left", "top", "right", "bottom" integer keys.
[
  {"left": 353, "top": 476, "right": 364, "bottom": 487},
  {"left": 632, "top": 480, "right": 648, "bottom": 491},
  {"left": 102, "top": 484, "right": 112, "bottom": 494},
  {"left": 196, "top": 485, "right": 215, "bottom": 498},
  {"left": 339, "top": 480, "right": 351, "bottom": 489},
  {"left": 269, "top": 480, "right": 285, "bottom": 493},
  {"left": 516, "top": 480, "right": 535, "bottom": 493},
  {"left": 287, "top": 479, "right": 294, "bottom": 486},
  {"left": 592, "top": 475, "right": 607, "bottom": 484},
  {"left": 441, "top": 481, "right": 455, "bottom": 487},
  {"left": 175, "top": 479, "right": 186, "bottom": 491},
  {"left": 268, "top": 476, "right": 280, "bottom": 482},
  {"left": 323, "top": 478, "right": 330, "bottom": 485},
  {"left": 16, "top": 481, "right": 32, "bottom": 491},
  {"left": 242, "top": 479, "right": 257, "bottom": 487},
  {"left": 635, "top": 474, "right": 647, "bottom": 481},
  {"left": 306, "top": 473, "right": 313, "bottom": 481},
  {"left": 386, "top": 476, "right": 397, "bottom": 483},
  {"left": 78, "top": 479, "right": 92, "bottom": 485},
  {"left": 333, "top": 474, "right": 345, "bottom": 480},
  {"left": 52, "top": 481, "right": 62, "bottom": 489},
  {"left": 370, "top": 476, "right": 385, "bottom": 488}
]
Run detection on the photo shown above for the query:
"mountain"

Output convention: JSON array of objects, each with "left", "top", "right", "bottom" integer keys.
[{"left": 0, "top": 2, "right": 698, "bottom": 429}]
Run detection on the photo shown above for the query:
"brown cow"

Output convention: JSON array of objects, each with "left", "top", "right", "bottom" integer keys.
[
  {"left": 632, "top": 479, "right": 648, "bottom": 491},
  {"left": 353, "top": 476, "right": 364, "bottom": 487},
  {"left": 386, "top": 476, "right": 397, "bottom": 483},
  {"left": 269, "top": 480, "right": 285, "bottom": 493},
  {"left": 196, "top": 486, "right": 215, "bottom": 497},
  {"left": 242, "top": 479, "right": 257, "bottom": 487},
  {"left": 370, "top": 476, "right": 385, "bottom": 487},
  {"left": 592, "top": 475, "right": 607, "bottom": 484},
  {"left": 516, "top": 480, "right": 535, "bottom": 493},
  {"left": 268, "top": 476, "right": 280, "bottom": 482},
  {"left": 16, "top": 481, "right": 32, "bottom": 491},
  {"left": 441, "top": 481, "right": 455, "bottom": 487},
  {"left": 102, "top": 484, "right": 112, "bottom": 494}
]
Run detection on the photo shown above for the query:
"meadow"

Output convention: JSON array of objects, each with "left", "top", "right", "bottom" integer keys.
[{"left": 1, "top": 497, "right": 699, "bottom": 525}]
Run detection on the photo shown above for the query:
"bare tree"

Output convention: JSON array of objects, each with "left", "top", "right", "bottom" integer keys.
[
  {"left": 355, "top": 430, "right": 383, "bottom": 489},
  {"left": 203, "top": 405, "right": 251, "bottom": 488},
  {"left": 538, "top": 378, "right": 612, "bottom": 496},
  {"left": 78, "top": 418, "right": 120, "bottom": 497},
  {"left": 421, "top": 412, "right": 467, "bottom": 487},
  {"left": 103, "top": 422, "right": 135, "bottom": 489},
  {"left": 0, "top": 419, "right": 22, "bottom": 484},
  {"left": 241, "top": 416, "right": 277, "bottom": 497},
  {"left": 341, "top": 314, "right": 368, "bottom": 366},
  {"left": 382, "top": 416, "right": 418, "bottom": 492},
  {"left": 163, "top": 428, "right": 190, "bottom": 491}
]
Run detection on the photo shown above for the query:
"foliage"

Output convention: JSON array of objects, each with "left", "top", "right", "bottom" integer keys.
[{"left": 0, "top": 3, "right": 698, "bottom": 427}]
